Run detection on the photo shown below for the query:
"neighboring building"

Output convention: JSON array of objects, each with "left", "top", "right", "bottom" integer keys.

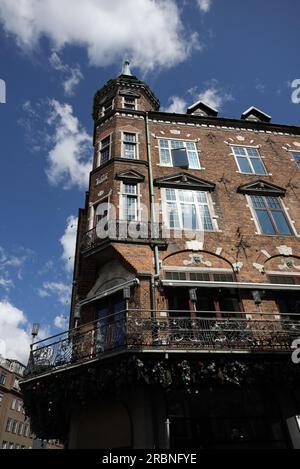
[
  {"left": 0, "top": 357, "right": 34, "bottom": 449},
  {"left": 22, "top": 63, "right": 300, "bottom": 449}
]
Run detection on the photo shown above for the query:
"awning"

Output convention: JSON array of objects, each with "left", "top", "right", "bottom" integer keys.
[
  {"left": 79, "top": 278, "right": 139, "bottom": 307},
  {"left": 161, "top": 280, "right": 300, "bottom": 291}
]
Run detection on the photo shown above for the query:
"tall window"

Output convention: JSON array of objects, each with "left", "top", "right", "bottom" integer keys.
[
  {"left": 164, "top": 189, "right": 215, "bottom": 231},
  {"left": 250, "top": 195, "right": 293, "bottom": 235},
  {"left": 121, "top": 184, "right": 138, "bottom": 221},
  {"left": 10, "top": 399, "right": 16, "bottom": 410},
  {"left": 0, "top": 392, "right": 3, "bottom": 405},
  {"left": 123, "top": 96, "right": 136, "bottom": 110},
  {"left": 123, "top": 133, "right": 137, "bottom": 159},
  {"left": 231, "top": 146, "right": 267, "bottom": 175},
  {"left": 5, "top": 418, "right": 13, "bottom": 432},
  {"left": 101, "top": 99, "right": 113, "bottom": 116},
  {"left": 291, "top": 151, "right": 300, "bottom": 168},
  {"left": 11, "top": 420, "right": 17, "bottom": 434},
  {"left": 159, "top": 140, "right": 201, "bottom": 169},
  {"left": 0, "top": 373, "right": 6, "bottom": 385},
  {"left": 98, "top": 136, "right": 111, "bottom": 166}
]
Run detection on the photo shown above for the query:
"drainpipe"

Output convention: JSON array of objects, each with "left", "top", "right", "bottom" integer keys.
[{"left": 145, "top": 113, "right": 160, "bottom": 313}]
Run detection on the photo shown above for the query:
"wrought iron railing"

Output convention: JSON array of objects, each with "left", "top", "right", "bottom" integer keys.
[
  {"left": 81, "top": 221, "right": 167, "bottom": 252},
  {"left": 24, "top": 310, "right": 300, "bottom": 378}
]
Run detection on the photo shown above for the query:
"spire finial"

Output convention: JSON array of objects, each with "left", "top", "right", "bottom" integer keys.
[{"left": 122, "top": 59, "right": 132, "bottom": 76}]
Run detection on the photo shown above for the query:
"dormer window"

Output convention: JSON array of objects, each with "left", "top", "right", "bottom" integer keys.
[
  {"left": 231, "top": 146, "right": 267, "bottom": 175},
  {"left": 159, "top": 139, "right": 200, "bottom": 170},
  {"left": 123, "top": 96, "right": 137, "bottom": 110},
  {"left": 291, "top": 151, "right": 300, "bottom": 168}
]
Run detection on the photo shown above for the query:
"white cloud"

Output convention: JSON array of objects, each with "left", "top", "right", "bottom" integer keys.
[
  {"left": 60, "top": 216, "right": 78, "bottom": 273},
  {"left": 49, "top": 51, "right": 83, "bottom": 96},
  {"left": 163, "top": 80, "right": 233, "bottom": 115},
  {"left": 0, "top": 0, "right": 200, "bottom": 72},
  {"left": 0, "top": 246, "right": 31, "bottom": 290},
  {"left": 46, "top": 99, "right": 92, "bottom": 189},
  {"left": 0, "top": 301, "right": 36, "bottom": 363},
  {"left": 38, "top": 282, "right": 71, "bottom": 305},
  {"left": 54, "top": 314, "right": 68, "bottom": 330},
  {"left": 196, "top": 0, "right": 212, "bottom": 13},
  {"left": 163, "top": 96, "right": 187, "bottom": 114},
  {"left": 0, "top": 277, "right": 14, "bottom": 290},
  {"left": 197, "top": 82, "right": 233, "bottom": 110}
]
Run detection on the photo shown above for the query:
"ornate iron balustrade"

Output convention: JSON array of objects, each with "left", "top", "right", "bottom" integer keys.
[
  {"left": 24, "top": 310, "right": 300, "bottom": 378},
  {"left": 81, "top": 221, "right": 167, "bottom": 252}
]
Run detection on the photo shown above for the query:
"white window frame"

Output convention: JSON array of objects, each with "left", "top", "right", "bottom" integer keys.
[
  {"left": 120, "top": 182, "right": 140, "bottom": 222},
  {"left": 158, "top": 138, "right": 201, "bottom": 170},
  {"left": 289, "top": 150, "right": 300, "bottom": 168},
  {"left": 162, "top": 188, "right": 217, "bottom": 231},
  {"left": 122, "top": 96, "right": 137, "bottom": 111},
  {"left": 231, "top": 145, "right": 267, "bottom": 175},
  {"left": 97, "top": 134, "right": 112, "bottom": 167},
  {"left": 101, "top": 98, "right": 114, "bottom": 117},
  {"left": 10, "top": 399, "right": 16, "bottom": 410},
  {"left": 246, "top": 194, "right": 296, "bottom": 236},
  {"left": 89, "top": 192, "right": 112, "bottom": 230},
  {"left": 122, "top": 132, "right": 139, "bottom": 160}
]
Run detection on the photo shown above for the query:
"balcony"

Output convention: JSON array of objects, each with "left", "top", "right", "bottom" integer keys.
[
  {"left": 24, "top": 310, "right": 300, "bottom": 379},
  {"left": 81, "top": 221, "right": 167, "bottom": 253}
]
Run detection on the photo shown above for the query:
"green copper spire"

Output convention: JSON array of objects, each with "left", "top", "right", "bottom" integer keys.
[{"left": 122, "top": 59, "right": 132, "bottom": 76}]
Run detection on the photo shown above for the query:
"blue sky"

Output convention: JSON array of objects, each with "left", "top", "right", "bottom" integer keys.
[{"left": 0, "top": 0, "right": 299, "bottom": 362}]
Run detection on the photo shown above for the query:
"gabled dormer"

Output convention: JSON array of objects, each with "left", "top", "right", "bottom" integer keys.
[
  {"left": 154, "top": 173, "right": 215, "bottom": 191},
  {"left": 241, "top": 106, "right": 272, "bottom": 123},
  {"left": 237, "top": 180, "right": 286, "bottom": 196},
  {"left": 93, "top": 61, "right": 160, "bottom": 121},
  {"left": 187, "top": 100, "right": 219, "bottom": 117}
]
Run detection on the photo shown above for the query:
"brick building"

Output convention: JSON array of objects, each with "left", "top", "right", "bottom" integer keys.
[
  {"left": 22, "top": 63, "right": 300, "bottom": 449},
  {"left": 0, "top": 357, "right": 34, "bottom": 449}
]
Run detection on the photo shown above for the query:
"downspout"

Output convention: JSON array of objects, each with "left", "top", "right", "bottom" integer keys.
[{"left": 145, "top": 113, "right": 160, "bottom": 313}]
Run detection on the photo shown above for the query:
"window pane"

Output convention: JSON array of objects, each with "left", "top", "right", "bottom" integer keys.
[
  {"left": 124, "top": 133, "right": 136, "bottom": 142},
  {"left": 167, "top": 203, "right": 180, "bottom": 228},
  {"left": 171, "top": 140, "right": 184, "bottom": 149},
  {"left": 166, "top": 188, "right": 176, "bottom": 201},
  {"left": 266, "top": 196, "right": 281, "bottom": 209},
  {"left": 187, "top": 151, "right": 200, "bottom": 169},
  {"left": 186, "top": 142, "right": 196, "bottom": 151},
  {"left": 179, "top": 190, "right": 193, "bottom": 203},
  {"left": 101, "top": 136, "right": 110, "bottom": 148},
  {"left": 251, "top": 196, "right": 266, "bottom": 209},
  {"left": 255, "top": 210, "right": 276, "bottom": 235},
  {"left": 292, "top": 152, "right": 300, "bottom": 168},
  {"left": 160, "top": 148, "right": 172, "bottom": 165},
  {"left": 237, "top": 156, "right": 252, "bottom": 173},
  {"left": 251, "top": 158, "right": 267, "bottom": 175},
  {"left": 232, "top": 146, "right": 246, "bottom": 156},
  {"left": 271, "top": 211, "right": 293, "bottom": 235},
  {"left": 159, "top": 139, "right": 169, "bottom": 148},
  {"left": 200, "top": 205, "right": 214, "bottom": 231},
  {"left": 181, "top": 204, "right": 197, "bottom": 230},
  {"left": 196, "top": 192, "right": 207, "bottom": 203},
  {"left": 124, "top": 184, "right": 137, "bottom": 194},
  {"left": 125, "top": 196, "right": 137, "bottom": 221},
  {"left": 124, "top": 143, "right": 136, "bottom": 159},
  {"left": 246, "top": 147, "right": 259, "bottom": 157}
]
